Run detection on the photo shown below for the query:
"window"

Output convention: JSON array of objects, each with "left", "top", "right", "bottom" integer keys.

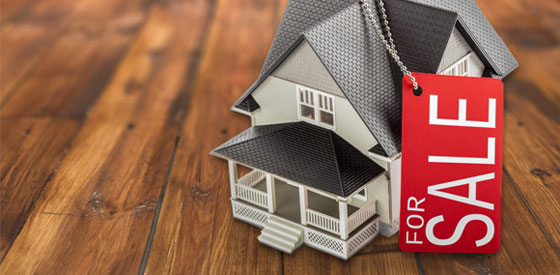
[
  {"left": 442, "top": 53, "right": 470, "bottom": 76},
  {"left": 297, "top": 86, "right": 336, "bottom": 129},
  {"left": 299, "top": 88, "right": 315, "bottom": 120},
  {"left": 318, "top": 94, "right": 334, "bottom": 126},
  {"left": 354, "top": 188, "right": 367, "bottom": 201}
]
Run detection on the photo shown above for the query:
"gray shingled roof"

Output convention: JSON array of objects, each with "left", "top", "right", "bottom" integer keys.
[
  {"left": 410, "top": 0, "right": 519, "bottom": 76},
  {"left": 233, "top": 0, "right": 518, "bottom": 157},
  {"left": 212, "top": 122, "right": 385, "bottom": 197},
  {"left": 369, "top": 144, "right": 389, "bottom": 158}
]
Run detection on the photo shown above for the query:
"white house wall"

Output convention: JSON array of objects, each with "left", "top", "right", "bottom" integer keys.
[
  {"left": 348, "top": 174, "right": 390, "bottom": 226},
  {"left": 252, "top": 76, "right": 299, "bottom": 126},
  {"left": 387, "top": 157, "right": 401, "bottom": 236},
  {"left": 252, "top": 76, "right": 378, "bottom": 156},
  {"left": 272, "top": 40, "right": 345, "bottom": 98}
]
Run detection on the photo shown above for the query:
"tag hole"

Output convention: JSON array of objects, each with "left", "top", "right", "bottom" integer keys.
[{"left": 413, "top": 86, "right": 423, "bottom": 97}]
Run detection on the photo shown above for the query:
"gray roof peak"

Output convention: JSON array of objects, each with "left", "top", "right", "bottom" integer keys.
[{"left": 233, "top": 0, "right": 518, "bottom": 157}]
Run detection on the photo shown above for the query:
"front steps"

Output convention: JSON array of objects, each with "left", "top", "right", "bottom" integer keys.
[{"left": 258, "top": 216, "right": 303, "bottom": 254}]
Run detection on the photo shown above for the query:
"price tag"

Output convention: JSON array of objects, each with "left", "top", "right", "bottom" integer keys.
[{"left": 399, "top": 73, "right": 503, "bottom": 253}]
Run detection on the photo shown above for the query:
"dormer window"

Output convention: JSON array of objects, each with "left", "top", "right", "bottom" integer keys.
[
  {"left": 442, "top": 52, "right": 471, "bottom": 76},
  {"left": 297, "top": 86, "right": 335, "bottom": 129}
]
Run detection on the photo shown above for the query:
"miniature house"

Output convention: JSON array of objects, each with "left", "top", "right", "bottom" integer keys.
[{"left": 211, "top": 0, "right": 517, "bottom": 259}]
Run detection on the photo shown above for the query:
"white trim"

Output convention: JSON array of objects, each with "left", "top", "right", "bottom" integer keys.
[
  {"left": 231, "top": 199, "right": 381, "bottom": 260},
  {"left": 266, "top": 173, "right": 276, "bottom": 213},
  {"left": 353, "top": 187, "right": 367, "bottom": 202},
  {"left": 228, "top": 160, "right": 238, "bottom": 200},
  {"left": 339, "top": 201, "right": 349, "bottom": 240},
  {"left": 441, "top": 52, "right": 473, "bottom": 77},
  {"left": 296, "top": 85, "right": 336, "bottom": 130},
  {"left": 231, "top": 106, "right": 255, "bottom": 116},
  {"left": 441, "top": 53, "right": 469, "bottom": 76},
  {"left": 212, "top": 155, "right": 347, "bottom": 200},
  {"left": 299, "top": 186, "right": 308, "bottom": 225},
  {"left": 368, "top": 152, "right": 392, "bottom": 163}
]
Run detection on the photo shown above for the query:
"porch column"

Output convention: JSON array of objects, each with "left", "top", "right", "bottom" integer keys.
[
  {"left": 266, "top": 174, "right": 276, "bottom": 213},
  {"left": 299, "top": 186, "right": 308, "bottom": 225},
  {"left": 339, "top": 200, "right": 349, "bottom": 240},
  {"left": 228, "top": 160, "right": 238, "bottom": 199}
]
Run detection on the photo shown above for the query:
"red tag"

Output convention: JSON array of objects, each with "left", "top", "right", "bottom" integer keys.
[{"left": 399, "top": 73, "right": 503, "bottom": 253}]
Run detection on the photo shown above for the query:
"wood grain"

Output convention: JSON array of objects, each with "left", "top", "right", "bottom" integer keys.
[
  {"left": 1, "top": 0, "right": 148, "bottom": 116},
  {"left": 142, "top": 0, "right": 286, "bottom": 273},
  {"left": 0, "top": 0, "right": 212, "bottom": 273},
  {"left": 0, "top": 118, "right": 79, "bottom": 259},
  {"left": 0, "top": 0, "right": 558, "bottom": 274},
  {"left": 1, "top": 0, "right": 76, "bottom": 102}
]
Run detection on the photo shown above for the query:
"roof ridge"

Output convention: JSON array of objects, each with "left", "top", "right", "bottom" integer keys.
[
  {"left": 303, "top": 1, "right": 360, "bottom": 35},
  {"left": 328, "top": 130, "right": 346, "bottom": 197}
]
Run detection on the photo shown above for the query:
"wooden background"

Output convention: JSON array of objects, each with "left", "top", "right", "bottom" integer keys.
[{"left": 1, "top": 0, "right": 559, "bottom": 274}]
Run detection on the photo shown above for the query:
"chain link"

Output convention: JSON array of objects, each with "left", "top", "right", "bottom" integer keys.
[{"left": 359, "top": 0, "right": 419, "bottom": 90}]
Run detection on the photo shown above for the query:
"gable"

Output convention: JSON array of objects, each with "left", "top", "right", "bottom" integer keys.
[
  {"left": 408, "top": 0, "right": 518, "bottom": 76},
  {"left": 272, "top": 40, "right": 344, "bottom": 97},
  {"left": 437, "top": 27, "right": 474, "bottom": 73}
]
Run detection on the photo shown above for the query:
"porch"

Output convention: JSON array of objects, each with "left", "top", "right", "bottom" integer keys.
[{"left": 229, "top": 160, "right": 378, "bottom": 241}]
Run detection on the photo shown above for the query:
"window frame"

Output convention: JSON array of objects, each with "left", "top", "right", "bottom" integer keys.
[
  {"left": 441, "top": 52, "right": 472, "bottom": 77},
  {"left": 354, "top": 187, "right": 367, "bottom": 201},
  {"left": 296, "top": 85, "right": 336, "bottom": 130}
]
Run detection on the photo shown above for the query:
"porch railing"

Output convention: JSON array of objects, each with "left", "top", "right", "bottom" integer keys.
[
  {"left": 235, "top": 184, "right": 268, "bottom": 209},
  {"left": 238, "top": 170, "right": 265, "bottom": 187},
  {"left": 306, "top": 209, "right": 340, "bottom": 235},
  {"left": 347, "top": 200, "right": 377, "bottom": 233}
]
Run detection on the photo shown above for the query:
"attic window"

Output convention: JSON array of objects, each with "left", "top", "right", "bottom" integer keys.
[
  {"left": 354, "top": 188, "right": 367, "bottom": 201},
  {"left": 442, "top": 53, "right": 471, "bottom": 76},
  {"left": 297, "top": 86, "right": 335, "bottom": 129}
]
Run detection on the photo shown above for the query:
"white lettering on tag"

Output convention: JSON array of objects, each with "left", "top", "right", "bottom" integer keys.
[
  {"left": 427, "top": 173, "right": 495, "bottom": 210},
  {"left": 407, "top": 197, "right": 425, "bottom": 212},
  {"left": 406, "top": 232, "right": 422, "bottom": 244},
  {"left": 429, "top": 95, "right": 496, "bottom": 128},
  {"left": 426, "top": 214, "right": 495, "bottom": 247},
  {"left": 428, "top": 137, "right": 495, "bottom": 164}
]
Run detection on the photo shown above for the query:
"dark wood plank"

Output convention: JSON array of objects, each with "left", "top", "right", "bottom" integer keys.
[
  {"left": 0, "top": 118, "right": 79, "bottom": 259},
  {"left": 0, "top": 0, "right": 150, "bottom": 265},
  {"left": 1, "top": 0, "right": 149, "bottom": 117},
  {"left": 0, "top": 0, "right": 212, "bottom": 273},
  {"left": 480, "top": 0, "right": 560, "bottom": 255},
  {"left": 0, "top": 0, "right": 40, "bottom": 24},
  {"left": 0, "top": 0, "right": 150, "bottom": 263},
  {"left": 142, "top": 0, "right": 287, "bottom": 274},
  {"left": 477, "top": 0, "right": 560, "bottom": 106},
  {"left": 0, "top": 0, "right": 76, "bottom": 102},
  {"left": 283, "top": 248, "right": 419, "bottom": 274}
]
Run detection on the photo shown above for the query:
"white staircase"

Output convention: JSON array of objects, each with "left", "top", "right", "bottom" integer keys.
[{"left": 258, "top": 216, "right": 303, "bottom": 254}]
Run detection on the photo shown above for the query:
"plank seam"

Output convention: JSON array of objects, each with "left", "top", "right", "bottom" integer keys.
[
  {"left": 414, "top": 252, "right": 426, "bottom": 275},
  {"left": 0, "top": 140, "right": 71, "bottom": 263},
  {"left": 137, "top": 0, "right": 218, "bottom": 273},
  {"left": 503, "top": 167, "right": 560, "bottom": 260},
  {"left": 138, "top": 135, "right": 180, "bottom": 274}
]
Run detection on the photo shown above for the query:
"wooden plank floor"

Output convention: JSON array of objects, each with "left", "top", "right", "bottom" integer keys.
[{"left": 1, "top": 0, "right": 558, "bottom": 274}]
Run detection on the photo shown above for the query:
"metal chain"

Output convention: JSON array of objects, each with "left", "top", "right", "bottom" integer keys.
[{"left": 359, "top": 0, "right": 419, "bottom": 90}]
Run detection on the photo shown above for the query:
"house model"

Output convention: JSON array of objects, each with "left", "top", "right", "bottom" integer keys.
[{"left": 211, "top": 0, "right": 518, "bottom": 259}]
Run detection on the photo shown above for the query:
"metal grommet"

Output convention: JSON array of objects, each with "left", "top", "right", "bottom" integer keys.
[{"left": 413, "top": 86, "right": 423, "bottom": 97}]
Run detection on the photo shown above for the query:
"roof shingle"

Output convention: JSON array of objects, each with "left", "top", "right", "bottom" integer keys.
[{"left": 212, "top": 122, "right": 385, "bottom": 197}]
